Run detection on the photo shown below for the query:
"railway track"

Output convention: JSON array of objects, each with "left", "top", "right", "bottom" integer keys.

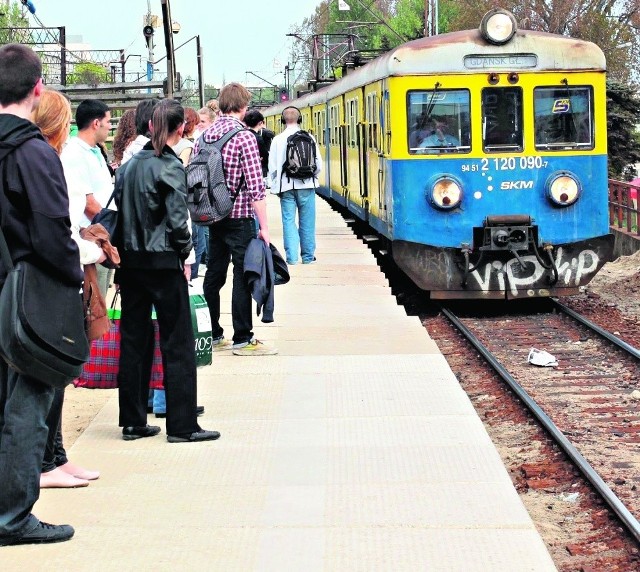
[
  {"left": 439, "top": 299, "right": 640, "bottom": 545},
  {"left": 331, "top": 198, "right": 640, "bottom": 566}
]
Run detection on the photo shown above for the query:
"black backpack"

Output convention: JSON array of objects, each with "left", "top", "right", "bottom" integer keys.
[
  {"left": 186, "top": 127, "right": 243, "bottom": 225},
  {"left": 282, "top": 130, "right": 317, "bottom": 182}
]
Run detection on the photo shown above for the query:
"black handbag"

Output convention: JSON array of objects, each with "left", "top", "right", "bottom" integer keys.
[
  {"left": 0, "top": 226, "right": 90, "bottom": 388},
  {"left": 92, "top": 160, "right": 127, "bottom": 238}
]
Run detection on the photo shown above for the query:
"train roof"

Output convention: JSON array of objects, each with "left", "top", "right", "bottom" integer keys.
[{"left": 266, "top": 28, "right": 606, "bottom": 113}]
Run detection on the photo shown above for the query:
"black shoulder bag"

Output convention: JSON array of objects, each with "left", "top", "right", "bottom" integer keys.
[{"left": 0, "top": 162, "right": 89, "bottom": 388}]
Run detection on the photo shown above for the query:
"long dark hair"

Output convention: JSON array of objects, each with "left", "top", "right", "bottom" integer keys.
[{"left": 150, "top": 99, "right": 184, "bottom": 156}]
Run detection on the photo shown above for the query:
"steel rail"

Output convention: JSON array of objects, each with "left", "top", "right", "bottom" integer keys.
[
  {"left": 552, "top": 299, "right": 640, "bottom": 360},
  {"left": 439, "top": 304, "right": 640, "bottom": 545}
]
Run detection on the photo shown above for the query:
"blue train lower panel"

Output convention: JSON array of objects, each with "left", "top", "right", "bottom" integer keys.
[{"left": 393, "top": 234, "right": 614, "bottom": 299}]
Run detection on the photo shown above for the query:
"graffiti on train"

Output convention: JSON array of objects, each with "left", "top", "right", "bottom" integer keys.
[{"left": 470, "top": 247, "right": 600, "bottom": 296}]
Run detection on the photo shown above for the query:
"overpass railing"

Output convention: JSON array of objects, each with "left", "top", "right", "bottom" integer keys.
[{"left": 609, "top": 179, "right": 639, "bottom": 237}]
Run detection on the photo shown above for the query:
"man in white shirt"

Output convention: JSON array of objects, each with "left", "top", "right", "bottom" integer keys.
[
  {"left": 268, "top": 106, "right": 322, "bottom": 265},
  {"left": 61, "top": 99, "right": 114, "bottom": 295}
]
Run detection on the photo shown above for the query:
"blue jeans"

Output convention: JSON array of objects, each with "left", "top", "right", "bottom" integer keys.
[
  {"left": 0, "top": 360, "right": 54, "bottom": 542},
  {"left": 280, "top": 189, "right": 316, "bottom": 264},
  {"left": 191, "top": 225, "right": 207, "bottom": 278},
  {"left": 152, "top": 388, "right": 166, "bottom": 414}
]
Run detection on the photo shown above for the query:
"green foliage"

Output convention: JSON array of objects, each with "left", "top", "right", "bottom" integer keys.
[
  {"left": 0, "top": 2, "right": 30, "bottom": 44},
  {"left": 606, "top": 80, "right": 640, "bottom": 179},
  {"left": 67, "top": 61, "right": 111, "bottom": 86}
]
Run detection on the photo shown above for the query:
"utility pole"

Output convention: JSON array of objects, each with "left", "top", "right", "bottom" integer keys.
[
  {"left": 425, "top": 0, "right": 438, "bottom": 36},
  {"left": 196, "top": 35, "right": 204, "bottom": 108},
  {"left": 145, "top": 1, "right": 154, "bottom": 82},
  {"left": 160, "top": 0, "right": 176, "bottom": 98}
]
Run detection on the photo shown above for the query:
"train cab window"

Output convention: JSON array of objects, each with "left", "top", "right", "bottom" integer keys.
[
  {"left": 482, "top": 87, "right": 523, "bottom": 152},
  {"left": 407, "top": 90, "right": 470, "bottom": 154},
  {"left": 534, "top": 86, "right": 594, "bottom": 150}
]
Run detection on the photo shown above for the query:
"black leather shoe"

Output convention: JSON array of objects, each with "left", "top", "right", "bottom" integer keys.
[
  {"left": 167, "top": 429, "right": 220, "bottom": 443},
  {"left": 122, "top": 425, "right": 161, "bottom": 441},
  {"left": 0, "top": 521, "right": 74, "bottom": 546},
  {"left": 155, "top": 405, "right": 204, "bottom": 419}
]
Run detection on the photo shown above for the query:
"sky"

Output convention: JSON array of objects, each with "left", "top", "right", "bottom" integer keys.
[{"left": 29, "top": 0, "right": 323, "bottom": 88}]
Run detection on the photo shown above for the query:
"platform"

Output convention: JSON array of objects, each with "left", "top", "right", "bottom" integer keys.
[{"left": 2, "top": 195, "right": 556, "bottom": 571}]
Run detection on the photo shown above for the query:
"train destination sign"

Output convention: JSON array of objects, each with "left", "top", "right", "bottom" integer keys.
[{"left": 464, "top": 54, "right": 538, "bottom": 69}]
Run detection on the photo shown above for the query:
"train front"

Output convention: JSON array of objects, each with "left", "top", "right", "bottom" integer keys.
[{"left": 390, "top": 10, "right": 614, "bottom": 299}]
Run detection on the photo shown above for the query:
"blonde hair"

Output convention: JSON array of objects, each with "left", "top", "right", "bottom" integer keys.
[
  {"left": 31, "top": 89, "right": 71, "bottom": 154},
  {"left": 206, "top": 99, "right": 219, "bottom": 115}
]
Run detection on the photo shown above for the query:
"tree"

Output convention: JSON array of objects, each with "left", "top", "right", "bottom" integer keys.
[
  {"left": 606, "top": 80, "right": 640, "bottom": 179},
  {"left": 67, "top": 61, "right": 111, "bottom": 86},
  {"left": 0, "top": 2, "right": 30, "bottom": 45}
]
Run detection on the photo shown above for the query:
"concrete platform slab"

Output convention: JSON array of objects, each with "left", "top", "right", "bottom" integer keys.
[{"left": 1, "top": 194, "right": 556, "bottom": 570}]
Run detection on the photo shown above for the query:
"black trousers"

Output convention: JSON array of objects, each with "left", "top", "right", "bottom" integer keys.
[
  {"left": 203, "top": 217, "right": 256, "bottom": 345},
  {"left": 117, "top": 268, "right": 199, "bottom": 436},
  {"left": 42, "top": 387, "right": 67, "bottom": 473}
]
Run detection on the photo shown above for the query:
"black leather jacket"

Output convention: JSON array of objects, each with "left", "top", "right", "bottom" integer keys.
[{"left": 114, "top": 143, "right": 192, "bottom": 270}]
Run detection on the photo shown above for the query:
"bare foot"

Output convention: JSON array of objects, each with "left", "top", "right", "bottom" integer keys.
[
  {"left": 58, "top": 461, "right": 100, "bottom": 481},
  {"left": 40, "top": 467, "right": 89, "bottom": 489}
]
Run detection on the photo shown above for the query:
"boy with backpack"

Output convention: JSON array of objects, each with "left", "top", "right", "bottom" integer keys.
[
  {"left": 268, "top": 106, "right": 323, "bottom": 265},
  {"left": 196, "top": 83, "right": 277, "bottom": 356}
]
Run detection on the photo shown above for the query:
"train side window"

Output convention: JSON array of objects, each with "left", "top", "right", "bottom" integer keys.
[
  {"left": 373, "top": 93, "right": 379, "bottom": 151},
  {"left": 407, "top": 89, "right": 471, "bottom": 155},
  {"left": 330, "top": 105, "right": 338, "bottom": 146},
  {"left": 534, "top": 86, "right": 594, "bottom": 150},
  {"left": 481, "top": 87, "right": 523, "bottom": 152},
  {"left": 349, "top": 99, "right": 358, "bottom": 148}
]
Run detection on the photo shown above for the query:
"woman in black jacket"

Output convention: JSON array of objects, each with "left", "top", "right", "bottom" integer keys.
[{"left": 114, "top": 99, "right": 219, "bottom": 443}]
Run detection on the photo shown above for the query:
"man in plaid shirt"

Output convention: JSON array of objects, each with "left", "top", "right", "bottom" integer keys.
[{"left": 201, "top": 83, "right": 277, "bottom": 356}]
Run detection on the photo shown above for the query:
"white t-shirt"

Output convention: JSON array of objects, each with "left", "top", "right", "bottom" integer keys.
[
  {"left": 121, "top": 135, "right": 149, "bottom": 165},
  {"left": 61, "top": 136, "right": 114, "bottom": 228}
]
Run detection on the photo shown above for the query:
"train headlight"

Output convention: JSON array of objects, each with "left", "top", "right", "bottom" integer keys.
[
  {"left": 546, "top": 172, "right": 581, "bottom": 206},
  {"left": 480, "top": 9, "right": 517, "bottom": 45},
  {"left": 430, "top": 177, "right": 462, "bottom": 210}
]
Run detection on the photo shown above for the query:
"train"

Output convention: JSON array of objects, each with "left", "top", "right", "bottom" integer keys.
[{"left": 262, "top": 9, "right": 614, "bottom": 299}]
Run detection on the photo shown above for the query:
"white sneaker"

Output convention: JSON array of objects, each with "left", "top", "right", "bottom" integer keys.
[{"left": 232, "top": 339, "right": 278, "bottom": 356}]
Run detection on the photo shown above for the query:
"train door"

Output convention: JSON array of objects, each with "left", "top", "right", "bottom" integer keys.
[
  {"left": 365, "top": 83, "right": 385, "bottom": 232},
  {"left": 327, "top": 98, "right": 345, "bottom": 205},
  {"left": 311, "top": 105, "right": 329, "bottom": 192},
  {"left": 337, "top": 98, "right": 348, "bottom": 206},
  {"left": 358, "top": 87, "right": 369, "bottom": 220},
  {"left": 381, "top": 82, "right": 391, "bottom": 234},
  {"left": 345, "top": 91, "right": 364, "bottom": 218}
]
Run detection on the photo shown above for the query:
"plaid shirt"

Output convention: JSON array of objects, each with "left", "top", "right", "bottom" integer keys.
[{"left": 197, "top": 116, "right": 265, "bottom": 219}]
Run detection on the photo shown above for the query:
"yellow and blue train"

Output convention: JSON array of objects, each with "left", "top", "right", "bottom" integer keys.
[{"left": 263, "top": 9, "right": 614, "bottom": 299}]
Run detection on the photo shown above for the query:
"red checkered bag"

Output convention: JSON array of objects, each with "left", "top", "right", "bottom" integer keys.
[{"left": 74, "top": 310, "right": 164, "bottom": 390}]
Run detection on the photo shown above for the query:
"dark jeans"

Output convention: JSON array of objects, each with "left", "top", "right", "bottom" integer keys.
[
  {"left": 0, "top": 360, "right": 54, "bottom": 542},
  {"left": 42, "top": 387, "right": 68, "bottom": 473},
  {"left": 203, "top": 217, "right": 256, "bottom": 345},
  {"left": 117, "top": 268, "right": 199, "bottom": 437}
]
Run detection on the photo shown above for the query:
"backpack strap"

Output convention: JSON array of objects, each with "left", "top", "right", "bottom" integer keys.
[{"left": 204, "top": 127, "right": 245, "bottom": 199}]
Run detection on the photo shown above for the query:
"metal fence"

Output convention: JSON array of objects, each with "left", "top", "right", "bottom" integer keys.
[{"left": 609, "top": 179, "right": 639, "bottom": 237}]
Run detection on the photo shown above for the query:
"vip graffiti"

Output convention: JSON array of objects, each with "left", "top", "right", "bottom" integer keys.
[{"left": 471, "top": 247, "right": 600, "bottom": 296}]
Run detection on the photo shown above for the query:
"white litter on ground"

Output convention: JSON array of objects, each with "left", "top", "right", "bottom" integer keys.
[{"left": 527, "top": 348, "right": 559, "bottom": 367}]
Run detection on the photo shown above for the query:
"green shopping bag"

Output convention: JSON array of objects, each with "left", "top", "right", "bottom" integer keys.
[{"left": 190, "top": 292, "right": 212, "bottom": 367}]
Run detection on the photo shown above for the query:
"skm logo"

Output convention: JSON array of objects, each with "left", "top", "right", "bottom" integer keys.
[
  {"left": 500, "top": 181, "right": 534, "bottom": 190},
  {"left": 552, "top": 98, "right": 571, "bottom": 113}
]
